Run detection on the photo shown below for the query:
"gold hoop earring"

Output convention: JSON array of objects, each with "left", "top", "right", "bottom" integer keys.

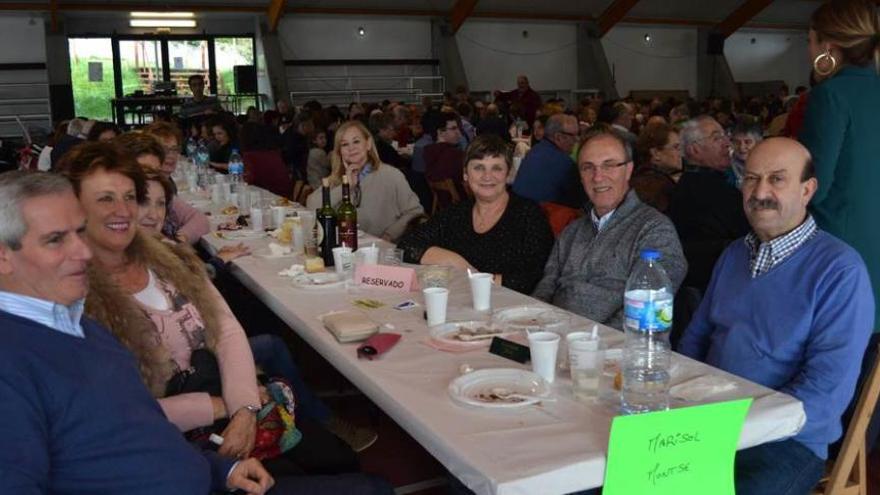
[{"left": 813, "top": 50, "right": 838, "bottom": 77}]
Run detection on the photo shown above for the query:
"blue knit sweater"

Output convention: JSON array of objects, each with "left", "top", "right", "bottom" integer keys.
[
  {"left": 0, "top": 310, "right": 233, "bottom": 494},
  {"left": 678, "top": 231, "right": 875, "bottom": 459}
]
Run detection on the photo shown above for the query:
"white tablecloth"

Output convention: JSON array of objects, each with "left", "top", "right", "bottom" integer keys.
[{"left": 191, "top": 190, "right": 806, "bottom": 495}]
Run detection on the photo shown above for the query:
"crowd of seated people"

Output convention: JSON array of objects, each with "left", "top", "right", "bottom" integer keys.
[{"left": 2, "top": 2, "right": 879, "bottom": 492}]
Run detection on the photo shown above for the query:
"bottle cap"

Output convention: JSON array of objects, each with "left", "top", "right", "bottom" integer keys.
[{"left": 640, "top": 248, "right": 660, "bottom": 261}]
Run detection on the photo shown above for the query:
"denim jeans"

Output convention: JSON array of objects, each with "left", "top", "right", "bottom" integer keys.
[
  {"left": 248, "top": 334, "right": 332, "bottom": 423},
  {"left": 735, "top": 439, "right": 825, "bottom": 495}
]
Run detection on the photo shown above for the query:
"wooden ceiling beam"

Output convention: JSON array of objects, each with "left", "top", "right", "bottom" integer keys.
[
  {"left": 267, "top": 0, "right": 286, "bottom": 32},
  {"left": 716, "top": 0, "right": 776, "bottom": 37},
  {"left": 0, "top": 3, "right": 806, "bottom": 30},
  {"left": 49, "top": 0, "right": 57, "bottom": 32},
  {"left": 449, "top": 0, "right": 478, "bottom": 34},
  {"left": 597, "top": 0, "right": 641, "bottom": 37}
]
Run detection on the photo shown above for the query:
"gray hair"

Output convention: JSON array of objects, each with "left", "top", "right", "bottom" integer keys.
[
  {"left": 679, "top": 115, "right": 717, "bottom": 151},
  {"left": 0, "top": 171, "right": 73, "bottom": 250},
  {"left": 731, "top": 121, "right": 763, "bottom": 141},
  {"left": 544, "top": 114, "right": 573, "bottom": 139},
  {"left": 579, "top": 125, "right": 634, "bottom": 163}
]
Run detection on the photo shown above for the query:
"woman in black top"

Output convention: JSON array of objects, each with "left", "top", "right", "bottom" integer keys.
[
  {"left": 208, "top": 118, "right": 238, "bottom": 171},
  {"left": 397, "top": 135, "right": 554, "bottom": 294}
]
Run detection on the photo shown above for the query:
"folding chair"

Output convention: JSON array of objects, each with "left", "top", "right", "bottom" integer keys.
[
  {"left": 428, "top": 178, "right": 462, "bottom": 214},
  {"left": 813, "top": 342, "right": 880, "bottom": 495}
]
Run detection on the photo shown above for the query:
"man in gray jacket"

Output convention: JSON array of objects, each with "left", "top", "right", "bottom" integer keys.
[{"left": 533, "top": 128, "right": 687, "bottom": 330}]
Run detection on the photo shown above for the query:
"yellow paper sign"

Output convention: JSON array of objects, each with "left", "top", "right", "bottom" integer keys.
[{"left": 603, "top": 398, "right": 752, "bottom": 495}]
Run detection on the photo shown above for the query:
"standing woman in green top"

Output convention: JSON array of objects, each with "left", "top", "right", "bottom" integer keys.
[{"left": 798, "top": 0, "right": 880, "bottom": 451}]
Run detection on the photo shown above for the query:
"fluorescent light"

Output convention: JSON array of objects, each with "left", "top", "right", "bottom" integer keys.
[
  {"left": 131, "top": 12, "right": 195, "bottom": 18},
  {"left": 130, "top": 19, "right": 197, "bottom": 28}
]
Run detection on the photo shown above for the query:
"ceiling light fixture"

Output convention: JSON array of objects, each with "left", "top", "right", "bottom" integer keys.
[
  {"left": 357, "top": 26, "right": 366, "bottom": 37},
  {"left": 131, "top": 12, "right": 195, "bottom": 18},
  {"left": 130, "top": 19, "right": 197, "bottom": 28},
  {"left": 644, "top": 33, "right": 652, "bottom": 43}
]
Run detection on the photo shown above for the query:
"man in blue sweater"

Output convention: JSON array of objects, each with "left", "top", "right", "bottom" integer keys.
[
  {"left": 512, "top": 113, "right": 585, "bottom": 208},
  {"left": 678, "top": 138, "right": 874, "bottom": 494},
  {"left": 0, "top": 171, "right": 277, "bottom": 494}
]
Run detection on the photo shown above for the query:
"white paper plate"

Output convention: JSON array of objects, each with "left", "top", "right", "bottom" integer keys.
[
  {"left": 449, "top": 368, "right": 551, "bottom": 409},
  {"left": 214, "top": 229, "right": 266, "bottom": 241},
  {"left": 492, "top": 305, "right": 570, "bottom": 333},
  {"left": 290, "top": 272, "right": 346, "bottom": 290},
  {"left": 429, "top": 320, "right": 500, "bottom": 348},
  {"left": 189, "top": 199, "right": 213, "bottom": 211},
  {"left": 253, "top": 248, "right": 297, "bottom": 259}
]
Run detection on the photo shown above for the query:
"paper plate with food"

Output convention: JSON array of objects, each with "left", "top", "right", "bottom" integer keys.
[
  {"left": 290, "top": 271, "right": 346, "bottom": 290},
  {"left": 213, "top": 229, "right": 266, "bottom": 241},
  {"left": 449, "top": 368, "right": 551, "bottom": 409},
  {"left": 430, "top": 321, "right": 508, "bottom": 348}
]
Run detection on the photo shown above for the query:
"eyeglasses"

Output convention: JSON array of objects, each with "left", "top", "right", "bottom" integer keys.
[
  {"left": 559, "top": 131, "right": 578, "bottom": 139},
  {"left": 697, "top": 131, "right": 728, "bottom": 144},
  {"left": 579, "top": 160, "right": 630, "bottom": 175}
]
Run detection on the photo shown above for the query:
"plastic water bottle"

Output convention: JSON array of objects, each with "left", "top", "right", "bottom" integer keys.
[
  {"left": 228, "top": 149, "right": 244, "bottom": 186},
  {"left": 195, "top": 141, "right": 210, "bottom": 190},
  {"left": 186, "top": 137, "right": 198, "bottom": 158},
  {"left": 621, "top": 248, "right": 674, "bottom": 414},
  {"left": 196, "top": 141, "right": 210, "bottom": 167}
]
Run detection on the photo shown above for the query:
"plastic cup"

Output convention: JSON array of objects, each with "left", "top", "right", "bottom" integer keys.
[
  {"left": 211, "top": 183, "right": 223, "bottom": 205},
  {"left": 567, "top": 332, "right": 603, "bottom": 402},
  {"left": 250, "top": 207, "right": 264, "bottom": 231},
  {"left": 418, "top": 265, "right": 451, "bottom": 289},
  {"left": 528, "top": 331, "right": 560, "bottom": 384},
  {"left": 271, "top": 206, "right": 287, "bottom": 229},
  {"left": 357, "top": 245, "right": 380, "bottom": 265},
  {"left": 332, "top": 247, "right": 353, "bottom": 276},
  {"left": 382, "top": 247, "right": 404, "bottom": 266},
  {"left": 469, "top": 273, "right": 493, "bottom": 311},
  {"left": 423, "top": 287, "right": 449, "bottom": 326}
]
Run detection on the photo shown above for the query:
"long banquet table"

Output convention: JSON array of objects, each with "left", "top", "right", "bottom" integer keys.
[{"left": 188, "top": 188, "right": 806, "bottom": 495}]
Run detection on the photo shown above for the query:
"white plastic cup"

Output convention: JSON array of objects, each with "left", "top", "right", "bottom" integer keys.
[
  {"left": 469, "top": 273, "right": 493, "bottom": 311},
  {"left": 567, "top": 332, "right": 603, "bottom": 401},
  {"left": 250, "top": 207, "right": 264, "bottom": 232},
  {"left": 357, "top": 245, "right": 380, "bottom": 265},
  {"left": 423, "top": 287, "right": 449, "bottom": 326},
  {"left": 271, "top": 206, "right": 287, "bottom": 229},
  {"left": 332, "top": 246, "right": 353, "bottom": 276},
  {"left": 221, "top": 182, "right": 232, "bottom": 202},
  {"left": 211, "top": 183, "right": 223, "bottom": 205},
  {"left": 229, "top": 192, "right": 239, "bottom": 209},
  {"left": 528, "top": 331, "right": 560, "bottom": 384}
]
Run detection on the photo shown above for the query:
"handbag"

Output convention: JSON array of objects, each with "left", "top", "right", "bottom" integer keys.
[{"left": 165, "top": 348, "right": 302, "bottom": 460}]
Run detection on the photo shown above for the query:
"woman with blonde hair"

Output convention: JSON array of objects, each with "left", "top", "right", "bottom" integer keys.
[
  {"left": 798, "top": 0, "right": 880, "bottom": 466},
  {"left": 306, "top": 120, "right": 423, "bottom": 241}
]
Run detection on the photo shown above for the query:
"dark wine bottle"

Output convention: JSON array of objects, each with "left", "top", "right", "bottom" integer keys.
[
  {"left": 318, "top": 178, "right": 337, "bottom": 266},
  {"left": 337, "top": 174, "right": 358, "bottom": 250}
]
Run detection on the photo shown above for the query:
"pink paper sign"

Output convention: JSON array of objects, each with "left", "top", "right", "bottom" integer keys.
[{"left": 354, "top": 264, "right": 418, "bottom": 292}]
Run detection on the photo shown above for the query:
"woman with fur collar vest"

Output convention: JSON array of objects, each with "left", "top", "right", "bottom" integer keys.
[{"left": 58, "top": 142, "right": 261, "bottom": 460}]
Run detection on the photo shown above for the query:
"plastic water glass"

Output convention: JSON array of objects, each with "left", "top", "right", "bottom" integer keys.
[{"left": 567, "top": 332, "right": 603, "bottom": 402}]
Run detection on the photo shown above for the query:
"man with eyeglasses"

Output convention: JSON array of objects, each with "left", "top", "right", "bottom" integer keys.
[
  {"left": 669, "top": 115, "right": 750, "bottom": 292},
  {"left": 424, "top": 111, "right": 468, "bottom": 211},
  {"left": 533, "top": 128, "right": 687, "bottom": 329},
  {"left": 512, "top": 114, "right": 586, "bottom": 208}
]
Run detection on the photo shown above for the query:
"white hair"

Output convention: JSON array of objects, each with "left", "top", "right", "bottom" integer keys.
[{"left": 0, "top": 171, "right": 73, "bottom": 250}]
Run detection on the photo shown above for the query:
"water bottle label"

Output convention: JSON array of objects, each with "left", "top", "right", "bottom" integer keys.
[{"left": 624, "top": 297, "right": 672, "bottom": 333}]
